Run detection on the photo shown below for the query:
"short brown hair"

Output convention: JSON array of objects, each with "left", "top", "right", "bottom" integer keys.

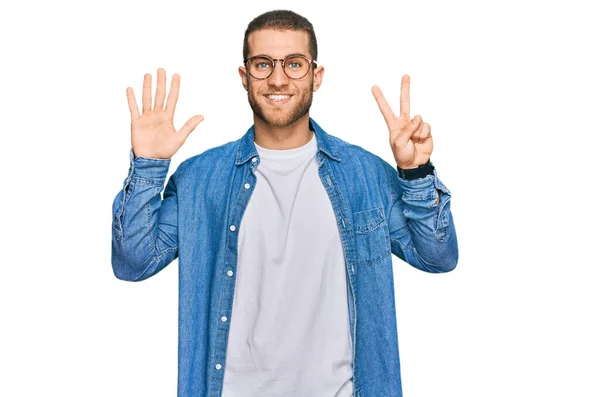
[{"left": 243, "top": 9, "right": 318, "bottom": 62}]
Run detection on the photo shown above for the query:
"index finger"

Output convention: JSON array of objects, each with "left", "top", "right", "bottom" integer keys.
[
  {"left": 371, "top": 85, "right": 397, "bottom": 130},
  {"left": 400, "top": 74, "right": 410, "bottom": 121}
]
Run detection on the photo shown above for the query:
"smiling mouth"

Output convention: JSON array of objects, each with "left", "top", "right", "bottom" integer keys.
[{"left": 265, "top": 94, "right": 292, "bottom": 104}]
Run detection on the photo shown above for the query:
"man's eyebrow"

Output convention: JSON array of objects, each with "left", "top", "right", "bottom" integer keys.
[{"left": 285, "top": 53, "right": 309, "bottom": 58}]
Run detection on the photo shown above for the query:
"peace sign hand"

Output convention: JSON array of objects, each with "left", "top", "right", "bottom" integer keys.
[{"left": 372, "top": 74, "right": 432, "bottom": 169}]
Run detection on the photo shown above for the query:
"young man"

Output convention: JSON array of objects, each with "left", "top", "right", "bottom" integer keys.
[{"left": 112, "top": 9, "right": 458, "bottom": 397}]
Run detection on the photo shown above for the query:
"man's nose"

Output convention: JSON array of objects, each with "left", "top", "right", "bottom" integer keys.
[{"left": 267, "top": 61, "right": 289, "bottom": 87}]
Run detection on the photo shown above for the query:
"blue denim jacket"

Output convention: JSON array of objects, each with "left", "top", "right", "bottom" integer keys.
[{"left": 111, "top": 117, "right": 458, "bottom": 397}]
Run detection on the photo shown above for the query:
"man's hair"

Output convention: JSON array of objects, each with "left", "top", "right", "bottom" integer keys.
[{"left": 243, "top": 9, "right": 318, "bottom": 62}]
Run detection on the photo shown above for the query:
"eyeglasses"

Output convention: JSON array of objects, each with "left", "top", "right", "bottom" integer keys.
[{"left": 243, "top": 54, "right": 317, "bottom": 80}]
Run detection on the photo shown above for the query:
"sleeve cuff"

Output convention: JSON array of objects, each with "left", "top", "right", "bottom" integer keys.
[
  {"left": 128, "top": 148, "right": 171, "bottom": 180},
  {"left": 397, "top": 160, "right": 435, "bottom": 180},
  {"left": 397, "top": 167, "right": 451, "bottom": 205}
]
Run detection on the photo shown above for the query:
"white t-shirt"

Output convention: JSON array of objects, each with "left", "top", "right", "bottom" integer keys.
[{"left": 222, "top": 131, "right": 353, "bottom": 397}]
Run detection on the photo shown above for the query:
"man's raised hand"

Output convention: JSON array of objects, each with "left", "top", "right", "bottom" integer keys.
[
  {"left": 127, "top": 68, "right": 204, "bottom": 159},
  {"left": 371, "top": 74, "right": 433, "bottom": 169}
]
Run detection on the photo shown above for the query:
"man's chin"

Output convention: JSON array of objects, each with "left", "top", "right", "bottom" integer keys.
[
  {"left": 263, "top": 118, "right": 294, "bottom": 128},
  {"left": 259, "top": 111, "right": 297, "bottom": 128},
  {"left": 249, "top": 97, "right": 311, "bottom": 128}
]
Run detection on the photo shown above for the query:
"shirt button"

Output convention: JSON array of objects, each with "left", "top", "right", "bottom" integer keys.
[
  {"left": 215, "top": 364, "right": 222, "bottom": 370},
  {"left": 221, "top": 316, "right": 228, "bottom": 322},
  {"left": 244, "top": 183, "right": 250, "bottom": 189},
  {"left": 229, "top": 225, "right": 236, "bottom": 231},
  {"left": 227, "top": 270, "right": 233, "bottom": 277},
  {"left": 251, "top": 157, "right": 257, "bottom": 163}
]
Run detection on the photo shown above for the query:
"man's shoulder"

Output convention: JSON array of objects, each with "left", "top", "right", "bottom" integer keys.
[
  {"left": 177, "top": 138, "right": 239, "bottom": 173},
  {"left": 326, "top": 131, "right": 395, "bottom": 204},
  {"left": 333, "top": 133, "right": 394, "bottom": 173}
]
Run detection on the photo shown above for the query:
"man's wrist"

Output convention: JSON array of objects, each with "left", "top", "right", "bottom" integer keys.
[
  {"left": 129, "top": 147, "right": 171, "bottom": 180},
  {"left": 397, "top": 160, "right": 435, "bottom": 180}
]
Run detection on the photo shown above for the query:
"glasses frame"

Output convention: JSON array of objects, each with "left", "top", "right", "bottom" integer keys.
[{"left": 243, "top": 54, "right": 317, "bottom": 80}]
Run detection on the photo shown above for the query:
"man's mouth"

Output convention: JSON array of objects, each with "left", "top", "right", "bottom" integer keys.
[{"left": 265, "top": 94, "right": 292, "bottom": 104}]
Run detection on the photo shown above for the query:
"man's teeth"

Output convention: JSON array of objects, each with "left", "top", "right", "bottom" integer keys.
[{"left": 268, "top": 95, "right": 290, "bottom": 101}]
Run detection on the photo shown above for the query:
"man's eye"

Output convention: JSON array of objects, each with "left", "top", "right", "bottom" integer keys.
[
  {"left": 288, "top": 62, "right": 300, "bottom": 69},
  {"left": 257, "top": 62, "right": 270, "bottom": 69}
]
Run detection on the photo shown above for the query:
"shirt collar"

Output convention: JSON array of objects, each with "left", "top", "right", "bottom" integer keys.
[{"left": 235, "top": 117, "right": 341, "bottom": 166}]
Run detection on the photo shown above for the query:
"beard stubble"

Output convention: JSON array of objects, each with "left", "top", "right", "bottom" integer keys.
[{"left": 246, "top": 75, "right": 314, "bottom": 128}]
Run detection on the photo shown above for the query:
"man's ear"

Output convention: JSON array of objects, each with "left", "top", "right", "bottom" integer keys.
[
  {"left": 239, "top": 66, "right": 248, "bottom": 91},
  {"left": 312, "top": 65, "right": 325, "bottom": 92}
]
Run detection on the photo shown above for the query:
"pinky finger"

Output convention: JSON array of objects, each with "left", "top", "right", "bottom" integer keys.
[{"left": 126, "top": 87, "right": 140, "bottom": 120}]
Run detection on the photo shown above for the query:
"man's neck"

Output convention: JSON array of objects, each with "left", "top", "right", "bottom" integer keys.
[{"left": 253, "top": 114, "right": 313, "bottom": 150}]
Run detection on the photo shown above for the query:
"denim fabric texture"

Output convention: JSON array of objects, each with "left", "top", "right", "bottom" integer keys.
[{"left": 111, "top": 117, "right": 458, "bottom": 397}]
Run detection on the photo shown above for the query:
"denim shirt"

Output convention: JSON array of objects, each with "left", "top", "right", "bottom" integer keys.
[{"left": 111, "top": 117, "right": 458, "bottom": 397}]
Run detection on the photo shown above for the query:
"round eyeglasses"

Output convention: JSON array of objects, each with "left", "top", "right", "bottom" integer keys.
[{"left": 244, "top": 54, "right": 317, "bottom": 80}]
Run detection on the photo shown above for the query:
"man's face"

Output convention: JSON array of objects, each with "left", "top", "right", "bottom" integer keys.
[{"left": 239, "top": 29, "right": 324, "bottom": 128}]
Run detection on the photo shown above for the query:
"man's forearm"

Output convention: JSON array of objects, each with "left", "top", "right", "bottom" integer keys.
[
  {"left": 111, "top": 149, "right": 179, "bottom": 281},
  {"left": 398, "top": 171, "right": 457, "bottom": 272},
  {"left": 388, "top": 159, "right": 458, "bottom": 272}
]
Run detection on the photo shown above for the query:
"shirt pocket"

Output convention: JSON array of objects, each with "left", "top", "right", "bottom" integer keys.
[{"left": 352, "top": 206, "right": 391, "bottom": 265}]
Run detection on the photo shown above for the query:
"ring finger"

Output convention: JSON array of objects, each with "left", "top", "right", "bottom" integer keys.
[{"left": 416, "top": 123, "right": 431, "bottom": 144}]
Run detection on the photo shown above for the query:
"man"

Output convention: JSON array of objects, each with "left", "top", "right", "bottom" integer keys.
[{"left": 112, "top": 9, "right": 458, "bottom": 397}]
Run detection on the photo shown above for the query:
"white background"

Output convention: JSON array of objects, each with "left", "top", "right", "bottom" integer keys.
[{"left": 1, "top": 0, "right": 598, "bottom": 396}]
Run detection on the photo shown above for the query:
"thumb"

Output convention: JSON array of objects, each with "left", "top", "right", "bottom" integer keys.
[{"left": 178, "top": 115, "right": 204, "bottom": 140}]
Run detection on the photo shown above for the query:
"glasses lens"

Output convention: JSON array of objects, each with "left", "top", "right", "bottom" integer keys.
[
  {"left": 284, "top": 56, "right": 310, "bottom": 79},
  {"left": 248, "top": 56, "right": 273, "bottom": 79}
]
